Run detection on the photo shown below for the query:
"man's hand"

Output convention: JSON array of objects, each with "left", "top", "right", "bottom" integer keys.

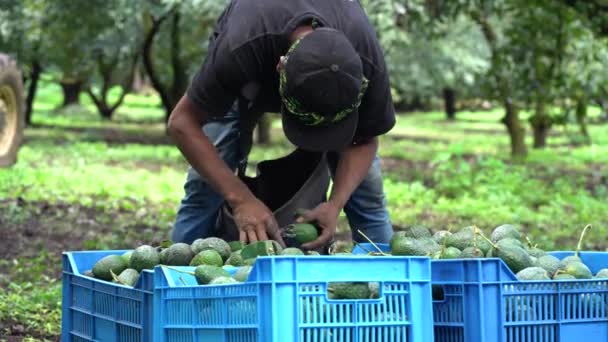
[
  {"left": 232, "top": 196, "right": 285, "bottom": 247},
  {"left": 297, "top": 201, "right": 341, "bottom": 251}
]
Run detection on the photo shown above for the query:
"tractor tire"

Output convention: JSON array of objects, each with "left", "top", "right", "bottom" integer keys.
[{"left": 0, "top": 53, "right": 25, "bottom": 167}]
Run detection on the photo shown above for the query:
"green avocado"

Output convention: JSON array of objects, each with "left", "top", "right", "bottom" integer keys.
[
  {"left": 461, "top": 247, "right": 484, "bottom": 258},
  {"left": 563, "top": 261, "right": 593, "bottom": 279},
  {"left": 535, "top": 255, "right": 560, "bottom": 276},
  {"left": 191, "top": 237, "right": 232, "bottom": 261},
  {"left": 129, "top": 245, "right": 160, "bottom": 272},
  {"left": 160, "top": 243, "right": 194, "bottom": 266},
  {"left": 516, "top": 267, "right": 550, "bottom": 281},
  {"left": 390, "top": 236, "right": 426, "bottom": 256},
  {"left": 490, "top": 224, "right": 521, "bottom": 242},
  {"left": 497, "top": 245, "right": 533, "bottom": 274},
  {"left": 190, "top": 249, "right": 224, "bottom": 267},
  {"left": 92, "top": 254, "right": 127, "bottom": 281},
  {"left": 194, "top": 265, "right": 231, "bottom": 285},
  {"left": 432, "top": 230, "right": 452, "bottom": 244}
]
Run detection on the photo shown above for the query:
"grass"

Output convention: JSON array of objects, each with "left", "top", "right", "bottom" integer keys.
[{"left": 1, "top": 80, "right": 607, "bottom": 339}]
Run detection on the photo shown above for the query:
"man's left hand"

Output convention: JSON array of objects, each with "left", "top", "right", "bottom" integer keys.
[{"left": 296, "top": 202, "right": 341, "bottom": 251}]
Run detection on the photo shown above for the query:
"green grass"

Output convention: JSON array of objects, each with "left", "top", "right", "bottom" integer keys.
[{"left": 1, "top": 80, "right": 607, "bottom": 339}]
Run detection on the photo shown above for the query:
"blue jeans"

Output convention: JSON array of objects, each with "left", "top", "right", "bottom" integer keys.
[{"left": 171, "top": 106, "right": 393, "bottom": 245}]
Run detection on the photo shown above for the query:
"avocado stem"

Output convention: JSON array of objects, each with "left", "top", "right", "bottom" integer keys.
[
  {"left": 357, "top": 229, "right": 390, "bottom": 256},
  {"left": 474, "top": 227, "right": 499, "bottom": 249},
  {"left": 161, "top": 265, "right": 196, "bottom": 276},
  {"left": 575, "top": 224, "right": 591, "bottom": 257}
]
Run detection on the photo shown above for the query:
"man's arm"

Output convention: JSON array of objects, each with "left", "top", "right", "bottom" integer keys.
[
  {"left": 168, "top": 95, "right": 285, "bottom": 246},
  {"left": 298, "top": 137, "right": 378, "bottom": 250}
]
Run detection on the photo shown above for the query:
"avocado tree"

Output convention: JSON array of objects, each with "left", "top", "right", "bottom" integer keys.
[
  {"left": 141, "top": 0, "right": 228, "bottom": 121},
  {"left": 0, "top": 0, "right": 47, "bottom": 124},
  {"left": 362, "top": 0, "right": 490, "bottom": 119},
  {"left": 84, "top": 0, "right": 143, "bottom": 120}
]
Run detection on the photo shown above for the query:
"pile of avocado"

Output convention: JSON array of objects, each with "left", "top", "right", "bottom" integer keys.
[
  {"left": 85, "top": 234, "right": 310, "bottom": 286},
  {"left": 84, "top": 223, "right": 381, "bottom": 297},
  {"left": 389, "top": 223, "right": 608, "bottom": 281}
]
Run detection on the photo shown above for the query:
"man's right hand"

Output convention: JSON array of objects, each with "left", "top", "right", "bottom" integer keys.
[{"left": 231, "top": 195, "right": 285, "bottom": 247}]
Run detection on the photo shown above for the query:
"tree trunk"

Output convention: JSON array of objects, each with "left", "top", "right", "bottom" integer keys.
[
  {"left": 443, "top": 87, "right": 456, "bottom": 120},
  {"left": 256, "top": 114, "right": 272, "bottom": 144},
  {"left": 472, "top": 11, "right": 526, "bottom": 157},
  {"left": 142, "top": 7, "right": 186, "bottom": 123},
  {"left": 60, "top": 80, "right": 82, "bottom": 107},
  {"left": 142, "top": 11, "right": 174, "bottom": 121},
  {"left": 24, "top": 60, "right": 42, "bottom": 125},
  {"left": 530, "top": 99, "right": 552, "bottom": 149},
  {"left": 502, "top": 98, "right": 527, "bottom": 157},
  {"left": 575, "top": 98, "right": 590, "bottom": 143}
]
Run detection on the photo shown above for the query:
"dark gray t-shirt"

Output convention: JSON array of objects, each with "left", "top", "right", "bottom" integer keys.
[{"left": 187, "top": 0, "right": 395, "bottom": 141}]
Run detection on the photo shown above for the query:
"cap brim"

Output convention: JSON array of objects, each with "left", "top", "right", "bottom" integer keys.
[{"left": 282, "top": 107, "right": 358, "bottom": 152}]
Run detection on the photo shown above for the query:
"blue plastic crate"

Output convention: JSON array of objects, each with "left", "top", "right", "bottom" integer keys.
[
  {"left": 61, "top": 250, "right": 155, "bottom": 342},
  {"left": 353, "top": 244, "right": 608, "bottom": 342},
  {"left": 153, "top": 255, "right": 434, "bottom": 342}
]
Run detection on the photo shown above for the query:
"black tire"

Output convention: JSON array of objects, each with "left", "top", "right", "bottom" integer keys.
[{"left": 0, "top": 53, "right": 25, "bottom": 167}]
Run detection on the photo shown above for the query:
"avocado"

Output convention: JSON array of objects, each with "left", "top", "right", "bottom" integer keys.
[
  {"left": 129, "top": 245, "right": 160, "bottom": 272},
  {"left": 225, "top": 251, "right": 244, "bottom": 266},
  {"left": 442, "top": 247, "right": 462, "bottom": 259},
  {"left": 83, "top": 270, "right": 94, "bottom": 278},
  {"left": 595, "top": 269, "right": 608, "bottom": 279},
  {"left": 281, "top": 247, "right": 305, "bottom": 255},
  {"left": 563, "top": 261, "right": 593, "bottom": 279},
  {"left": 234, "top": 265, "right": 253, "bottom": 282},
  {"left": 496, "top": 245, "right": 533, "bottom": 274},
  {"left": 445, "top": 230, "right": 474, "bottom": 250},
  {"left": 160, "top": 243, "right": 194, "bottom": 266},
  {"left": 114, "top": 268, "right": 140, "bottom": 286},
  {"left": 559, "top": 256, "right": 582, "bottom": 269},
  {"left": 121, "top": 251, "right": 133, "bottom": 265},
  {"left": 496, "top": 238, "right": 524, "bottom": 249},
  {"left": 228, "top": 241, "right": 245, "bottom": 252},
  {"left": 209, "top": 276, "right": 238, "bottom": 284},
  {"left": 490, "top": 224, "right": 521, "bottom": 242},
  {"left": 240, "top": 240, "right": 282, "bottom": 259},
  {"left": 553, "top": 273, "right": 576, "bottom": 280},
  {"left": 516, "top": 267, "right": 550, "bottom": 281},
  {"left": 191, "top": 237, "right": 232, "bottom": 261},
  {"left": 390, "top": 236, "right": 426, "bottom": 256},
  {"left": 432, "top": 230, "right": 452, "bottom": 244},
  {"left": 283, "top": 223, "right": 319, "bottom": 246},
  {"left": 474, "top": 237, "right": 493, "bottom": 255},
  {"left": 461, "top": 247, "right": 484, "bottom": 258},
  {"left": 419, "top": 238, "right": 442, "bottom": 255},
  {"left": 328, "top": 282, "right": 371, "bottom": 299},
  {"left": 194, "top": 265, "right": 231, "bottom": 285},
  {"left": 190, "top": 249, "right": 224, "bottom": 267},
  {"left": 405, "top": 225, "right": 432, "bottom": 239},
  {"left": 535, "top": 255, "right": 560, "bottom": 276},
  {"left": 486, "top": 248, "right": 495, "bottom": 258},
  {"left": 92, "top": 254, "right": 127, "bottom": 281},
  {"left": 526, "top": 247, "right": 546, "bottom": 258}
]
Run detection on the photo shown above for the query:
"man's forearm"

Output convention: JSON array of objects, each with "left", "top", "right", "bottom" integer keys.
[
  {"left": 168, "top": 98, "right": 254, "bottom": 207},
  {"left": 328, "top": 137, "right": 379, "bottom": 209}
]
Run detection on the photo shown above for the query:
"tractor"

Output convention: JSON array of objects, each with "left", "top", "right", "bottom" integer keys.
[{"left": 0, "top": 53, "right": 25, "bottom": 167}]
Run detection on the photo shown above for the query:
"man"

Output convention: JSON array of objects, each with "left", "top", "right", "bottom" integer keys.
[{"left": 167, "top": 0, "right": 396, "bottom": 251}]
